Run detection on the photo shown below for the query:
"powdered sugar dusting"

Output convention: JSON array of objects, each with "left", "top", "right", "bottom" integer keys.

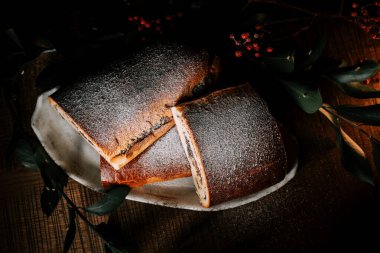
[
  {"left": 178, "top": 84, "right": 287, "bottom": 206},
  {"left": 51, "top": 43, "right": 208, "bottom": 162},
  {"left": 100, "top": 127, "right": 191, "bottom": 187}
]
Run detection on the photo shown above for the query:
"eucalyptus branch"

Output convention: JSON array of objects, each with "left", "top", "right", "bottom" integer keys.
[
  {"left": 244, "top": 0, "right": 318, "bottom": 16},
  {"left": 58, "top": 189, "right": 127, "bottom": 253},
  {"left": 339, "top": 0, "right": 345, "bottom": 16},
  {"left": 61, "top": 191, "right": 98, "bottom": 231},
  {"left": 244, "top": 0, "right": 361, "bottom": 31},
  {"left": 321, "top": 104, "right": 372, "bottom": 139},
  {"left": 263, "top": 17, "right": 315, "bottom": 26},
  {"left": 272, "top": 16, "right": 316, "bottom": 41}
]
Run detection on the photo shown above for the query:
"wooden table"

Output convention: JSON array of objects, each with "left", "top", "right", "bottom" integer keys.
[{"left": 1, "top": 17, "right": 380, "bottom": 253}]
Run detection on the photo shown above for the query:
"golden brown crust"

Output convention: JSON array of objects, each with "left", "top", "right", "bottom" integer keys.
[
  {"left": 100, "top": 127, "right": 191, "bottom": 188},
  {"left": 172, "top": 83, "right": 288, "bottom": 207},
  {"left": 49, "top": 42, "right": 209, "bottom": 170}
]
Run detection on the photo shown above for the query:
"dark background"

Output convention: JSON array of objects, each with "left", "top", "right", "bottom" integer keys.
[{"left": 1, "top": 0, "right": 380, "bottom": 252}]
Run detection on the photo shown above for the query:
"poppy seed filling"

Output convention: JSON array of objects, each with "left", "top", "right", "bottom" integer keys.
[{"left": 119, "top": 116, "right": 172, "bottom": 155}]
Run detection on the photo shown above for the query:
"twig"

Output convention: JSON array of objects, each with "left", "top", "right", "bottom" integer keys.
[
  {"left": 243, "top": 0, "right": 361, "bottom": 37},
  {"left": 244, "top": 0, "right": 318, "bottom": 16},
  {"left": 339, "top": 0, "right": 345, "bottom": 16},
  {"left": 263, "top": 17, "right": 315, "bottom": 26},
  {"left": 272, "top": 16, "right": 316, "bottom": 41}
]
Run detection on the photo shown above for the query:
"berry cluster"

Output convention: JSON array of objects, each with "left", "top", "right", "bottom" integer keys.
[
  {"left": 229, "top": 25, "right": 273, "bottom": 59},
  {"left": 351, "top": 1, "right": 380, "bottom": 39},
  {"left": 127, "top": 12, "right": 183, "bottom": 36}
]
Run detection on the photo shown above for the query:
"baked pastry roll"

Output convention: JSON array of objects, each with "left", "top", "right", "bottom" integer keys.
[
  {"left": 100, "top": 127, "right": 191, "bottom": 188},
  {"left": 172, "top": 83, "right": 287, "bottom": 208},
  {"left": 49, "top": 43, "right": 209, "bottom": 170}
]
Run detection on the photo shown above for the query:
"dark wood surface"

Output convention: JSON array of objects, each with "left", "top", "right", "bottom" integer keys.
[{"left": 1, "top": 19, "right": 380, "bottom": 253}]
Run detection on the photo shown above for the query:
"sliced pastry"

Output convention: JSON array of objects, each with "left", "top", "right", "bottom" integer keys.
[
  {"left": 49, "top": 42, "right": 210, "bottom": 170},
  {"left": 100, "top": 127, "right": 191, "bottom": 188},
  {"left": 172, "top": 83, "right": 288, "bottom": 208}
]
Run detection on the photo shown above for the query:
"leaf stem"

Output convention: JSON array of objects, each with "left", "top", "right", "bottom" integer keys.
[
  {"left": 322, "top": 105, "right": 372, "bottom": 138},
  {"left": 60, "top": 190, "right": 123, "bottom": 251},
  {"left": 244, "top": 0, "right": 361, "bottom": 34},
  {"left": 61, "top": 191, "right": 97, "bottom": 230},
  {"left": 245, "top": 0, "right": 318, "bottom": 16},
  {"left": 339, "top": 0, "right": 345, "bottom": 16}
]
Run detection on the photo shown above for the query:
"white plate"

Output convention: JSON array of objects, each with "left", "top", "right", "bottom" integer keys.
[{"left": 31, "top": 88, "right": 297, "bottom": 211}]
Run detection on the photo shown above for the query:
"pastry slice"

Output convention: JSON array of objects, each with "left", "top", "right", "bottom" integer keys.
[
  {"left": 172, "top": 83, "right": 288, "bottom": 208},
  {"left": 49, "top": 42, "right": 210, "bottom": 170},
  {"left": 100, "top": 127, "right": 191, "bottom": 188}
]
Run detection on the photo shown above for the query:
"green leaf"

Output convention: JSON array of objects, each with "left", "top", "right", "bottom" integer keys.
[
  {"left": 63, "top": 206, "right": 76, "bottom": 253},
  {"left": 295, "top": 32, "right": 327, "bottom": 71},
  {"left": 319, "top": 107, "right": 374, "bottom": 185},
  {"left": 35, "top": 145, "right": 67, "bottom": 216},
  {"left": 371, "top": 138, "right": 380, "bottom": 174},
  {"left": 278, "top": 79, "right": 322, "bottom": 113},
  {"left": 327, "top": 60, "right": 380, "bottom": 84},
  {"left": 40, "top": 185, "right": 62, "bottom": 217},
  {"left": 34, "top": 147, "right": 68, "bottom": 191},
  {"left": 14, "top": 139, "right": 39, "bottom": 170},
  {"left": 336, "top": 130, "right": 374, "bottom": 185},
  {"left": 85, "top": 186, "right": 130, "bottom": 216},
  {"left": 263, "top": 50, "right": 295, "bottom": 73},
  {"left": 329, "top": 81, "right": 380, "bottom": 99},
  {"left": 334, "top": 104, "right": 380, "bottom": 125}
]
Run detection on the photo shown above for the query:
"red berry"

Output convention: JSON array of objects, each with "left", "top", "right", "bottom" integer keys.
[
  {"left": 266, "top": 47, "right": 273, "bottom": 53},
  {"left": 145, "top": 23, "right": 150, "bottom": 28},
  {"left": 229, "top": 34, "right": 235, "bottom": 40},
  {"left": 245, "top": 38, "right": 252, "bottom": 43},
  {"left": 253, "top": 33, "right": 259, "bottom": 39},
  {"left": 352, "top": 2, "right": 359, "bottom": 8},
  {"left": 140, "top": 19, "right": 146, "bottom": 25},
  {"left": 128, "top": 17, "right": 133, "bottom": 21},
  {"left": 376, "top": 1, "right": 380, "bottom": 6},
  {"left": 254, "top": 52, "right": 261, "bottom": 58},
  {"left": 252, "top": 43, "right": 259, "bottom": 48},
  {"left": 235, "top": 51, "right": 243, "bottom": 58},
  {"left": 166, "top": 16, "right": 172, "bottom": 21},
  {"left": 156, "top": 19, "right": 161, "bottom": 24},
  {"left": 363, "top": 79, "right": 371, "bottom": 85},
  {"left": 241, "top": 33, "right": 249, "bottom": 39},
  {"left": 246, "top": 45, "right": 253, "bottom": 51},
  {"left": 255, "top": 24, "right": 263, "bottom": 30},
  {"left": 351, "top": 11, "right": 358, "bottom": 17},
  {"left": 134, "top": 16, "right": 139, "bottom": 20}
]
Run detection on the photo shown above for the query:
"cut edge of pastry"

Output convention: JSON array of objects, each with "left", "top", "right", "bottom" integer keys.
[
  {"left": 171, "top": 106, "right": 211, "bottom": 208},
  {"left": 48, "top": 96, "right": 175, "bottom": 170},
  {"left": 100, "top": 156, "right": 192, "bottom": 188},
  {"left": 110, "top": 120, "right": 175, "bottom": 169}
]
